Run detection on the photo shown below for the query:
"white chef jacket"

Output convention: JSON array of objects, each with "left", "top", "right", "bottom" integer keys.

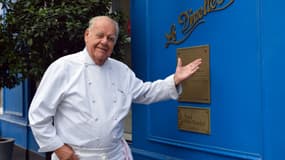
[{"left": 28, "top": 48, "right": 181, "bottom": 159}]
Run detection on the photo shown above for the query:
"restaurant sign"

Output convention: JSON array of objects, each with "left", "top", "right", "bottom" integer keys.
[{"left": 165, "top": 0, "right": 235, "bottom": 48}]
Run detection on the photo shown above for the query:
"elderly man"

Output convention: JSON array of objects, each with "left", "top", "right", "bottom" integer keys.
[{"left": 29, "top": 16, "right": 202, "bottom": 160}]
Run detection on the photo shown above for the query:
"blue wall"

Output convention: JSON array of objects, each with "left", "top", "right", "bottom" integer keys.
[
  {"left": 0, "top": 81, "right": 41, "bottom": 155},
  {"left": 131, "top": 0, "right": 285, "bottom": 159}
]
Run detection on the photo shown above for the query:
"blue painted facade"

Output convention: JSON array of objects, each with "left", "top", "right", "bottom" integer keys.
[
  {"left": 0, "top": 81, "right": 41, "bottom": 155},
  {"left": 1, "top": 0, "right": 285, "bottom": 159},
  {"left": 130, "top": 0, "right": 285, "bottom": 160}
]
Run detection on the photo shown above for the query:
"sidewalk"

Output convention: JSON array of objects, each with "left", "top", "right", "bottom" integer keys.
[{"left": 12, "top": 145, "right": 45, "bottom": 160}]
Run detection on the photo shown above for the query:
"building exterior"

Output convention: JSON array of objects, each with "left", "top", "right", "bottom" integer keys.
[{"left": 1, "top": 0, "right": 285, "bottom": 159}]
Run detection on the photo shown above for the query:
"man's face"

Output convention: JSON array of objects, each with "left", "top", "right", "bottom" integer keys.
[{"left": 84, "top": 18, "right": 116, "bottom": 65}]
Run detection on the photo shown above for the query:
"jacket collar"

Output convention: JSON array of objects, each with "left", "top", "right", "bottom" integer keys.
[{"left": 82, "top": 48, "right": 111, "bottom": 69}]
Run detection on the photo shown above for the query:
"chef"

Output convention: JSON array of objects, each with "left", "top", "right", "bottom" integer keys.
[{"left": 29, "top": 16, "right": 202, "bottom": 160}]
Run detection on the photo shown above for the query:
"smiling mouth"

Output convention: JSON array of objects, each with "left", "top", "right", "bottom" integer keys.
[{"left": 97, "top": 47, "right": 108, "bottom": 53}]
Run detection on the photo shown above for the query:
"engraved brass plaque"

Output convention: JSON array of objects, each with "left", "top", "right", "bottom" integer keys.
[
  {"left": 177, "top": 45, "right": 210, "bottom": 103},
  {"left": 178, "top": 106, "right": 210, "bottom": 134}
]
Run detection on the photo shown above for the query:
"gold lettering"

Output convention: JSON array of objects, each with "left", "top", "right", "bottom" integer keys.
[
  {"left": 165, "top": 0, "right": 235, "bottom": 48},
  {"left": 165, "top": 24, "right": 177, "bottom": 48},
  {"left": 178, "top": 11, "right": 190, "bottom": 34}
]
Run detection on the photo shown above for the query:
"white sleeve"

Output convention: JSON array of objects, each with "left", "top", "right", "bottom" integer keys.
[
  {"left": 129, "top": 70, "right": 182, "bottom": 104},
  {"left": 28, "top": 60, "right": 66, "bottom": 152}
]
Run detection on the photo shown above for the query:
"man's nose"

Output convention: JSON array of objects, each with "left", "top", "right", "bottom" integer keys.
[{"left": 101, "top": 36, "right": 108, "bottom": 44}]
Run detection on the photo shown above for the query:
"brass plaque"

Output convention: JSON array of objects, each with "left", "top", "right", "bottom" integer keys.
[
  {"left": 178, "top": 106, "right": 210, "bottom": 134},
  {"left": 177, "top": 45, "right": 210, "bottom": 103}
]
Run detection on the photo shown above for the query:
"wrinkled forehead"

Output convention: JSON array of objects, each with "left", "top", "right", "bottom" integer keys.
[{"left": 91, "top": 21, "right": 116, "bottom": 38}]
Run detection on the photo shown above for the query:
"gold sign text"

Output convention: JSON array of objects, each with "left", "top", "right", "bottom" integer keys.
[
  {"left": 165, "top": 0, "right": 234, "bottom": 48},
  {"left": 178, "top": 106, "right": 211, "bottom": 134}
]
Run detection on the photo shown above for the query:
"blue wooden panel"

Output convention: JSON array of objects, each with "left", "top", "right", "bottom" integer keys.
[
  {"left": 3, "top": 83, "right": 24, "bottom": 116},
  {"left": 1, "top": 81, "right": 30, "bottom": 122}
]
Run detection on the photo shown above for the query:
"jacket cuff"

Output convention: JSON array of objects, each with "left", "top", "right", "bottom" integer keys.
[
  {"left": 165, "top": 75, "right": 182, "bottom": 99},
  {"left": 38, "top": 136, "right": 64, "bottom": 152}
]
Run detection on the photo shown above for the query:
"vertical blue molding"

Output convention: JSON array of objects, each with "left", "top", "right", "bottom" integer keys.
[
  {"left": 257, "top": 0, "right": 265, "bottom": 159},
  {"left": 130, "top": 0, "right": 155, "bottom": 159},
  {"left": 130, "top": 0, "right": 149, "bottom": 80},
  {"left": 261, "top": 0, "right": 285, "bottom": 159}
]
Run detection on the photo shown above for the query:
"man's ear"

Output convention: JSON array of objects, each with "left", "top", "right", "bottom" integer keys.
[{"left": 84, "top": 29, "right": 89, "bottom": 42}]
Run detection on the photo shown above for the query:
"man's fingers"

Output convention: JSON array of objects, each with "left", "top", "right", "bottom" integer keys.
[
  {"left": 193, "top": 58, "right": 202, "bottom": 64},
  {"left": 191, "top": 58, "right": 202, "bottom": 68},
  {"left": 177, "top": 57, "right": 182, "bottom": 67}
]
